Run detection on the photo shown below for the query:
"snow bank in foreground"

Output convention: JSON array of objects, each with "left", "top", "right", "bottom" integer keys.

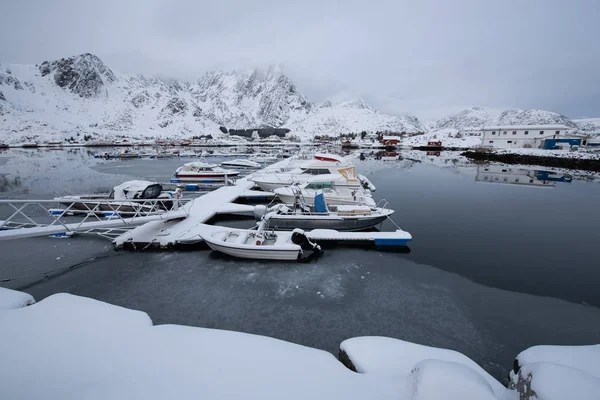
[
  {"left": 0, "top": 292, "right": 523, "bottom": 400},
  {"left": 512, "top": 362, "right": 600, "bottom": 400},
  {"left": 515, "top": 344, "right": 600, "bottom": 379},
  {"left": 0, "top": 287, "right": 35, "bottom": 309},
  {"left": 340, "top": 336, "right": 507, "bottom": 398},
  {"left": 0, "top": 293, "right": 396, "bottom": 400},
  {"left": 409, "top": 360, "right": 499, "bottom": 400}
]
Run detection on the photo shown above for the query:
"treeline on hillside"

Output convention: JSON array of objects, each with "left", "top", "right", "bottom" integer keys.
[{"left": 219, "top": 126, "right": 291, "bottom": 138}]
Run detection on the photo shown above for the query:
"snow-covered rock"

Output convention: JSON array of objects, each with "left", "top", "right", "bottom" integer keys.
[
  {"left": 512, "top": 362, "right": 600, "bottom": 400},
  {"left": 0, "top": 287, "right": 35, "bottom": 309},
  {"left": 340, "top": 336, "right": 507, "bottom": 398},
  {"left": 513, "top": 344, "right": 600, "bottom": 380},
  {"left": 408, "top": 360, "right": 500, "bottom": 400}
]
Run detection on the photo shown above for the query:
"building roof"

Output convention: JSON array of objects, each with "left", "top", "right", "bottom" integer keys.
[
  {"left": 483, "top": 125, "right": 570, "bottom": 131},
  {"left": 382, "top": 136, "right": 401, "bottom": 140}
]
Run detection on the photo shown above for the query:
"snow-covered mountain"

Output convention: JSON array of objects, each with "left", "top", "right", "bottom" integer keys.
[
  {"left": 428, "top": 106, "right": 580, "bottom": 131},
  {"left": 427, "top": 106, "right": 504, "bottom": 131},
  {"left": 0, "top": 53, "right": 423, "bottom": 143}
]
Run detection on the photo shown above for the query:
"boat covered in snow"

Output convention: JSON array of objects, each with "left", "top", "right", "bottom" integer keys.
[
  {"left": 174, "top": 162, "right": 240, "bottom": 182},
  {"left": 250, "top": 153, "right": 374, "bottom": 192},
  {"left": 255, "top": 193, "right": 392, "bottom": 231},
  {"left": 220, "top": 159, "right": 262, "bottom": 168},
  {"left": 201, "top": 223, "right": 322, "bottom": 261},
  {"left": 274, "top": 175, "right": 376, "bottom": 206},
  {"left": 54, "top": 180, "right": 172, "bottom": 214}
]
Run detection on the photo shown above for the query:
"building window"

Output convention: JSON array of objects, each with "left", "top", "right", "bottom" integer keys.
[
  {"left": 492, "top": 132, "right": 496, "bottom": 135},
  {"left": 507, "top": 141, "right": 512, "bottom": 143},
  {"left": 504, "top": 177, "right": 508, "bottom": 182},
  {"left": 513, "top": 131, "right": 517, "bottom": 135},
  {"left": 502, "top": 169, "right": 507, "bottom": 172},
  {"left": 555, "top": 130, "right": 560, "bottom": 135},
  {"left": 488, "top": 140, "right": 494, "bottom": 143},
  {"left": 503, "top": 131, "right": 507, "bottom": 135},
  {"left": 540, "top": 131, "right": 544, "bottom": 135},
  {"left": 484, "top": 168, "right": 489, "bottom": 171},
  {"left": 529, "top": 179, "right": 534, "bottom": 183},
  {"left": 524, "top": 131, "right": 529, "bottom": 135},
  {"left": 515, "top": 178, "right": 520, "bottom": 183}
]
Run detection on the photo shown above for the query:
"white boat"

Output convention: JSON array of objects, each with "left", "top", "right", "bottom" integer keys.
[
  {"left": 248, "top": 153, "right": 278, "bottom": 163},
  {"left": 54, "top": 180, "right": 172, "bottom": 215},
  {"left": 174, "top": 162, "right": 240, "bottom": 182},
  {"left": 250, "top": 153, "right": 373, "bottom": 192},
  {"left": 274, "top": 175, "right": 376, "bottom": 206},
  {"left": 255, "top": 193, "right": 393, "bottom": 231},
  {"left": 220, "top": 159, "right": 262, "bottom": 168},
  {"left": 202, "top": 226, "right": 321, "bottom": 261}
]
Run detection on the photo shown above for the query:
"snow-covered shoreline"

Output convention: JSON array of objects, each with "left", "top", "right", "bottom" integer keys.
[{"left": 0, "top": 287, "right": 598, "bottom": 399}]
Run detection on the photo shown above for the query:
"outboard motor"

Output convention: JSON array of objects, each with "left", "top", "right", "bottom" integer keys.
[{"left": 291, "top": 228, "right": 322, "bottom": 262}]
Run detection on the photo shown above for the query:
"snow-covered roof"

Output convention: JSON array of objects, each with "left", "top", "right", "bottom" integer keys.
[
  {"left": 483, "top": 125, "right": 570, "bottom": 131},
  {"left": 382, "top": 136, "right": 401, "bottom": 140},
  {"left": 460, "top": 127, "right": 483, "bottom": 131}
]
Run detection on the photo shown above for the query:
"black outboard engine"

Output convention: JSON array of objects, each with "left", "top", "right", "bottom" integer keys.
[{"left": 291, "top": 228, "right": 322, "bottom": 262}]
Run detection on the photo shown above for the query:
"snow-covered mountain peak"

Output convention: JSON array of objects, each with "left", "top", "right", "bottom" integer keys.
[
  {"left": 38, "top": 53, "right": 116, "bottom": 98},
  {"left": 496, "top": 108, "right": 577, "bottom": 128},
  {"left": 338, "top": 99, "right": 373, "bottom": 111}
]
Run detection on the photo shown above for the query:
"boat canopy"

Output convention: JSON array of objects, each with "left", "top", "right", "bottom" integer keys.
[{"left": 112, "top": 180, "right": 163, "bottom": 200}]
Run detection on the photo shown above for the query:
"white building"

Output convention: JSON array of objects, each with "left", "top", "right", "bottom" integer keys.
[
  {"left": 459, "top": 127, "right": 483, "bottom": 136},
  {"left": 480, "top": 125, "right": 570, "bottom": 148}
]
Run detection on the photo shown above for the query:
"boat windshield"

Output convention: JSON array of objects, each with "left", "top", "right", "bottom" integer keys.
[
  {"left": 301, "top": 168, "right": 331, "bottom": 175},
  {"left": 306, "top": 181, "right": 334, "bottom": 190}
]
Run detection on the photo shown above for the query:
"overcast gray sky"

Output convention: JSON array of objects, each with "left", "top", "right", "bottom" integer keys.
[{"left": 1, "top": 0, "right": 598, "bottom": 119}]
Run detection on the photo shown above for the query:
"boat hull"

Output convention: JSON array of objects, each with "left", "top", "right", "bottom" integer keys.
[
  {"left": 276, "top": 193, "right": 374, "bottom": 206},
  {"left": 203, "top": 238, "right": 301, "bottom": 260},
  {"left": 267, "top": 214, "right": 388, "bottom": 231}
]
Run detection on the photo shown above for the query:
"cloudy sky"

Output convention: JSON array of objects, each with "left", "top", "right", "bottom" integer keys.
[{"left": 1, "top": 0, "right": 598, "bottom": 119}]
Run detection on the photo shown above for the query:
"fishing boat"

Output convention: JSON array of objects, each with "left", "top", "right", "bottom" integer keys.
[
  {"left": 54, "top": 180, "right": 173, "bottom": 215},
  {"left": 174, "top": 162, "right": 240, "bottom": 182},
  {"left": 248, "top": 153, "right": 278, "bottom": 163},
  {"left": 220, "top": 159, "right": 262, "bottom": 168},
  {"left": 255, "top": 193, "right": 393, "bottom": 231},
  {"left": 201, "top": 225, "right": 321, "bottom": 261},
  {"left": 274, "top": 175, "right": 376, "bottom": 206},
  {"left": 250, "top": 153, "right": 374, "bottom": 192}
]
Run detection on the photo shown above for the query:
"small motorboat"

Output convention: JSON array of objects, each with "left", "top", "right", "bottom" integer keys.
[
  {"left": 54, "top": 180, "right": 173, "bottom": 215},
  {"left": 255, "top": 193, "right": 393, "bottom": 231},
  {"left": 174, "top": 162, "right": 240, "bottom": 182},
  {"left": 201, "top": 224, "right": 321, "bottom": 261},
  {"left": 248, "top": 153, "right": 278, "bottom": 163},
  {"left": 220, "top": 159, "right": 262, "bottom": 168},
  {"left": 274, "top": 175, "right": 376, "bottom": 206}
]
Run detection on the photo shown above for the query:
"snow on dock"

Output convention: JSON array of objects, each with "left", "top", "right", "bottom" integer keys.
[{"left": 113, "top": 180, "right": 256, "bottom": 248}]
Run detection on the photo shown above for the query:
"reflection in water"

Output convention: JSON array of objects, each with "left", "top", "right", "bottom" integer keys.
[{"left": 475, "top": 165, "right": 572, "bottom": 187}]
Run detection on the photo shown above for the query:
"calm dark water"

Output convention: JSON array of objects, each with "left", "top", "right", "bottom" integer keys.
[{"left": 1, "top": 148, "right": 600, "bottom": 382}]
